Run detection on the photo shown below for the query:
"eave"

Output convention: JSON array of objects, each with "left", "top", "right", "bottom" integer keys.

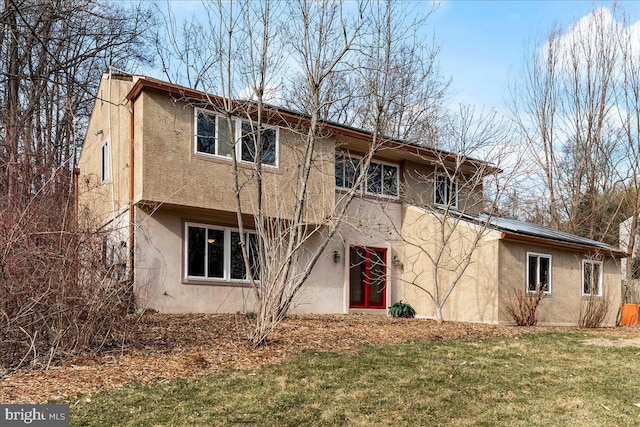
[
  {"left": 499, "top": 232, "right": 627, "bottom": 259},
  {"left": 125, "top": 77, "right": 500, "bottom": 176}
]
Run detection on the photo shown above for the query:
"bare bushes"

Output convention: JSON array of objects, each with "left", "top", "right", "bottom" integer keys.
[
  {"left": 0, "top": 193, "right": 132, "bottom": 373},
  {"left": 579, "top": 293, "right": 611, "bottom": 328},
  {"left": 505, "top": 288, "right": 546, "bottom": 326}
]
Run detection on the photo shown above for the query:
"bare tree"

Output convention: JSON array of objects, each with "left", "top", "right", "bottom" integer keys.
[
  {"left": 399, "top": 105, "right": 519, "bottom": 323},
  {"left": 0, "top": 0, "right": 154, "bottom": 371},
  {"left": 155, "top": 0, "right": 449, "bottom": 345},
  {"left": 510, "top": 7, "right": 627, "bottom": 244}
]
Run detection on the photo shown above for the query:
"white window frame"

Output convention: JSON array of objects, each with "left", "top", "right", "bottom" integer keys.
[
  {"left": 526, "top": 252, "right": 552, "bottom": 294},
  {"left": 193, "top": 107, "right": 279, "bottom": 168},
  {"left": 434, "top": 173, "right": 458, "bottom": 208},
  {"left": 334, "top": 152, "right": 399, "bottom": 199},
  {"left": 184, "top": 222, "right": 259, "bottom": 283},
  {"left": 582, "top": 259, "right": 603, "bottom": 297},
  {"left": 101, "top": 140, "right": 110, "bottom": 184}
]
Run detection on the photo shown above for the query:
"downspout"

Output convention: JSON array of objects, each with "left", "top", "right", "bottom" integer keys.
[{"left": 128, "top": 100, "right": 135, "bottom": 289}]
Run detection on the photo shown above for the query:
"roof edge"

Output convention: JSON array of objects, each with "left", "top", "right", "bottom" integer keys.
[
  {"left": 125, "top": 77, "right": 499, "bottom": 175},
  {"left": 499, "top": 232, "right": 627, "bottom": 259}
]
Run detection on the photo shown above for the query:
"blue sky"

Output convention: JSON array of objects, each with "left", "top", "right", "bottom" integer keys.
[
  {"left": 160, "top": 1, "right": 640, "bottom": 113},
  {"left": 431, "top": 1, "right": 640, "bottom": 111}
]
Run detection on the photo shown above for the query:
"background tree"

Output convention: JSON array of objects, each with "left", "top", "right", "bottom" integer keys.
[
  {"left": 0, "top": 0, "right": 154, "bottom": 371},
  {"left": 510, "top": 6, "right": 628, "bottom": 245}
]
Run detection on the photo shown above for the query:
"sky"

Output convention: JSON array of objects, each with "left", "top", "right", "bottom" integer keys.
[
  {"left": 160, "top": 1, "right": 640, "bottom": 114},
  {"left": 430, "top": 0, "right": 640, "bottom": 111}
]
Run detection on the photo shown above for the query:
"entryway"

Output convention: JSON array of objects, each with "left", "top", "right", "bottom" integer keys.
[{"left": 349, "top": 247, "right": 386, "bottom": 309}]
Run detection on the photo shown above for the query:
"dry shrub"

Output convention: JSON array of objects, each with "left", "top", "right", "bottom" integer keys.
[
  {"left": 505, "top": 287, "right": 546, "bottom": 326},
  {"left": 579, "top": 292, "right": 611, "bottom": 328},
  {"left": 0, "top": 191, "right": 132, "bottom": 374}
]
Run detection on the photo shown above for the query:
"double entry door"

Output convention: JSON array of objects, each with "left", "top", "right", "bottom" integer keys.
[{"left": 349, "top": 247, "right": 386, "bottom": 309}]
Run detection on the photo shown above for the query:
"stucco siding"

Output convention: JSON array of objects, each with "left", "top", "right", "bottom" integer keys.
[
  {"left": 402, "top": 160, "right": 484, "bottom": 216},
  {"left": 399, "top": 205, "right": 501, "bottom": 323},
  {"left": 497, "top": 241, "right": 621, "bottom": 327},
  {"left": 138, "top": 90, "right": 334, "bottom": 223},
  {"left": 78, "top": 75, "right": 135, "bottom": 226}
]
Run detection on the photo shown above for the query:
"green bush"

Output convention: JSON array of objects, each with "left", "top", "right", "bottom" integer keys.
[{"left": 388, "top": 301, "right": 416, "bottom": 318}]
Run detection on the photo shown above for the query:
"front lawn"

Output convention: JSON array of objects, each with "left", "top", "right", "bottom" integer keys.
[{"left": 70, "top": 332, "right": 640, "bottom": 426}]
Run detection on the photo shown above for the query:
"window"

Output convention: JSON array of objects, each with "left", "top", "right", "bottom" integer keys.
[
  {"left": 101, "top": 140, "right": 110, "bottom": 183},
  {"left": 631, "top": 257, "right": 640, "bottom": 280},
  {"left": 335, "top": 153, "right": 398, "bottom": 198},
  {"left": 194, "top": 108, "right": 278, "bottom": 167},
  {"left": 527, "top": 252, "right": 551, "bottom": 293},
  {"left": 582, "top": 260, "right": 603, "bottom": 297},
  {"left": 185, "top": 222, "right": 259, "bottom": 282},
  {"left": 434, "top": 174, "right": 457, "bottom": 207}
]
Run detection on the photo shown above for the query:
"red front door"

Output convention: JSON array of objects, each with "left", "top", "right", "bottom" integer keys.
[{"left": 349, "top": 247, "right": 386, "bottom": 308}]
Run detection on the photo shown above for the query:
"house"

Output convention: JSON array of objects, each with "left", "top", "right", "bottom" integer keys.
[
  {"left": 77, "top": 72, "right": 624, "bottom": 326},
  {"left": 619, "top": 217, "right": 640, "bottom": 303}
]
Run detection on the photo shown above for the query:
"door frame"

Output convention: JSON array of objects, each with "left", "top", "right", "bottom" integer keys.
[{"left": 348, "top": 246, "right": 387, "bottom": 309}]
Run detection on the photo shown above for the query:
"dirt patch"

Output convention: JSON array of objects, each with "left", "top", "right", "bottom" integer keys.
[{"left": 1, "top": 314, "right": 638, "bottom": 404}]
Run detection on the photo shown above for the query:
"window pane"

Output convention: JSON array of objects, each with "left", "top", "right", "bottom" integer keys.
[
  {"left": 261, "top": 128, "right": 277, "bottom": 165},
  {"left": 435, "top": 175, "right": 448, "bottom": 205},
  {"left": 335, "top": 155, "right": 344, "bottom": 188},
  {"left": 230, "top": 231, "right": 246, "bottom": 280},
  {"left": 207, "top": 229, "right": 225, "bottom": 278},
  {"left": 368, "top": 250, "right": 385, "bottom": 307},
  {"left": 583, "top": 262, "right": 592, "bottom": 295},
  {"left": 241, "top": 123, "right": 256, "bottom": 162},
  {"left": 383, "top": 164, "right": 398, "bottom": 196},
  {"left": 345, "top": 157, "right": 360, "bottom": 189},
  {"left": 527, "top": 255, "right": 538, "bottom": 291},
  {"left": 101, "top": 142, "right": 109, "bottom": 182},
  {"left": 197, "top": 112, "right": 216, "bottom": 155},
  {"left": 240, "top": 123, "right": 277, "bottom": 166},
  {"left": 367, "top": 162, "right": 382, "bottom": 194},
  {"left": 349, "top": 248, "right": 365, "bottom": 305},
  {"left": 217, "top": 116, "right": 234, "bottom": 157},
  {"left": 593, "top": 263, "right": 601, "bottom": 295},
  {"left": 187, "top": 226, "right": 206, "bottom": 277},
  {"left": 248, "top": 233, "right": 260, "bottom": 280},
  {"left": 539, "top": 257, "right": 550, "bottom": 291}
]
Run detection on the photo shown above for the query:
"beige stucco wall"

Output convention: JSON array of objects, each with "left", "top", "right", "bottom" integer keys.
[
  {"left": 497, "top": 241, "right": 621, "bottom": 327},
  {"left": 137, "top": 90, "right": 334, "bottom": 223},
  {"left": 399, "top": 205, "right": 501, "bottom": 323},
  {"left": 77, "top": 75, "right": 136, "bottom": 227},
  {"left": 134, "top": 194, "right": 404, "bottom": 314},
  {"left": 402, "top": 160, "right": 485, "bottom": 215}
]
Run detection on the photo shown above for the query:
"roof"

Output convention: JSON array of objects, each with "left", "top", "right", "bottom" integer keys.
[
  {"left": 123, "top": 76, "right": 501, "bottom": 175},
  {"left": 481, "top": 214, "right": 626, "bottom": 258},
  {"left": 436, "top": 207, "right": 625, "bottom": 257}
]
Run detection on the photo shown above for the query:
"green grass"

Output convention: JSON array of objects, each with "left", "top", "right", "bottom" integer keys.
[{"left": 70, "top": 332, "right": 640, "bottom": 426}]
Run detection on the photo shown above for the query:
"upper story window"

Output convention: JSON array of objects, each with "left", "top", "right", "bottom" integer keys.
[
  {"left": 434, "top": 174, "right": 457, "bottom": 208},
  {"left": 335, "top": 153, "right": 399, "bottom": 199},
  {"left": 101, "top": 140, "right": 110, "bottom": 183},
  {"left": 194, "top": 108, "right": 279, "bottom": 167},
  {"left": 185, "top": 222, "right": 259, "bottom": 282},
  {"left": 582, "top": 259, "right": 603, "bottom": 297},
  {"left": 527, "top": 252, "right": 551, "bottom": 294}
]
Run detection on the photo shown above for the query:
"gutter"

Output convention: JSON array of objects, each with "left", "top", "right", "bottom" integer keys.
[{"left": 499, "top": 232, "right": 627, "bottom": 259}]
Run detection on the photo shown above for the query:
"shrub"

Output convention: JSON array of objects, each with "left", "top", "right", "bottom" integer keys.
[
  {"left": 0, "top": 194, "right": 133, "bottom": 373},
  {"left": 388, "top": 301, "right": 416, "bottom": 318},
  {"left": 505, "top": 287, "right": 545, "bottom": 326},
  {"left": 579, "top": 292, "right": 611, "bottom": 328}
]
